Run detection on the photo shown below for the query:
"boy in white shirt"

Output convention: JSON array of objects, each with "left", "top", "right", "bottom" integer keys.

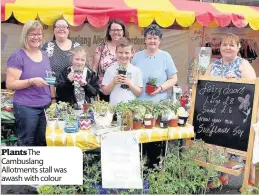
[{"left": 102, "top": 37, "right": 143, "bottom": 105}]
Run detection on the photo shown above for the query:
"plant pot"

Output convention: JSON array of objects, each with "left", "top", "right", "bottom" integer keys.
[
  {"left": 94, "top": 112, "right": 113, "bottom": 127},
  {"left": 80, "top": 119, "right": 91, "bottom": 130},
  {"left": 144, "top": 118, "right": 153, "bottom": 129},
  {"left": 169, "top": 118, "right": 178, "bottom": 127},
  {"left": 145, "top": 84, "right": 157, "bottom": 95},
  {"left": 83, "top": 104, "right": 91, "bottom": 112},
  {"left": 47, "top": 120, "right": 57, "bottom": 130},
  {"left": 73, "top": 71, "right": 83, "bottom": 82},
  {"left": 178, "top": 116, "right": 188, "bottom": 127},
  {"left": 156, "top": 116, "right": 161, "bottom": 126},
  {"left": 57, "top": 120, "right": 66, "bottom": 130},
  {"left": 118, "top": 70, "right": 126, "bottom": 75},
  {"left": 151, "top": 118, "right": 156, "bottom": 127},
  {"left": 133, "top": 120, "right": 143, "bottom": 130},
  {"left": 160, "top": 120, "right": 168, "bottom": 128}
]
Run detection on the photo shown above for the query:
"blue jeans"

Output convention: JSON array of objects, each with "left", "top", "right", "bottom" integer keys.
[{"left": 13, "top": 103, "right": 50, "bottom": 146}]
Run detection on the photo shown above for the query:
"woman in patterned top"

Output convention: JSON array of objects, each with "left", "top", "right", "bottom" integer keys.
[
  {"left": 92, "top": 19, "right": 127, "bottom": 102},
  {"left": 205, "top": 33, "right": 256, "bottom": 189},
  {"left": 42, "top": 18, "right": 80, "bottom": 76}
]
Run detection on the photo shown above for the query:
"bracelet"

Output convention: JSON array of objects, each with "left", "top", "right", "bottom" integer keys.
[
  {"left": 51, "top": 97, "right": 56, "bottom": 100},
  {"left": 159, "top": 85, "right": 164, "bottom": 92},
  {"left": 28, "top": 79, "right": 32, "bottom": 86}
]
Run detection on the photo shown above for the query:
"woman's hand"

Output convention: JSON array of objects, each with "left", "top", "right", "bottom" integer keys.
[
  {"left": 30, "top": 77, "right": 49, "bottom": 87},
  {"left": 151, "top": 86, "right": 162, "bottom": 96},
  {"left": 67, "top": 72, "right": 74, "bottom": 82}
]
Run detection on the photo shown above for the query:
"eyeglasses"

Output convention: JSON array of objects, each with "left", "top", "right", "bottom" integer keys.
[
  {"left": 28, "top": 33, "right": 43, "bottom": 38},
  {"left": 55, "top": 25, "right": 69, "bottom": 29},
  {"left": 109, "top": 29, "right": 123, "bottom": 32}
]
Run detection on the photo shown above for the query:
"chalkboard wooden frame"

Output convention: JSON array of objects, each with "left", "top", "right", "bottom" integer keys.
[{"left": 187, "top": 76, "right": 259, "bottom": 190}]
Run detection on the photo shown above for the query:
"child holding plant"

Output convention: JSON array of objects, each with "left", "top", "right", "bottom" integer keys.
[
  {"left": 56, "top": 46, "right": 99, "bottom": 109},
  {"left": 102, "top": 37, "right": 143, "bottom": 105}
]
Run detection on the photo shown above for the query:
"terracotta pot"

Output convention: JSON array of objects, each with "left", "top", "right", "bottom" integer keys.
[
  {"left": 145, "top": 84, "right": 157, "bottom": 95},
  {"left": 156, "top": 117, "right": 161, "bottom": 126},
  {"left": 133, "top": 121, "right": 143, "bottom": 130},
  {"left": 151, "top": 118, "right": 156, "bottom": 127},
  {"left": 169, "top": 118, "right": 178, "bottom": 127},
  {"left": 144, "top": 118, "right": 153, "bottom": 129}
]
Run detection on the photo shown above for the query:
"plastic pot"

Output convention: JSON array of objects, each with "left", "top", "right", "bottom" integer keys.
[{"left": 145, "top": 84, "right": 157, "bottom": 95}]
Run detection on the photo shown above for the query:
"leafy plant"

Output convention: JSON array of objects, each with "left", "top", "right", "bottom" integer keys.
[
  {"left": 142, "top": 101, "right": 155, "bottom": 118},
  {"left": 46, "top": 103, "right": 57, "bottom": 120},
  {"left": 147, "top": 140, "right": 227, "bottom": 194},
  {"left": 117, "top": 65, "right": 127, "bottom": 72},
  {"left": 147, "top": 77, "right": 158, "bottom": 86},
  {"left": 89, "top": 100, "right": 114, "bottom": 115}
]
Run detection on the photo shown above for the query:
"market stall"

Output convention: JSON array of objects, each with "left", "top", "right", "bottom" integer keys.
[{"left": 2, "top": 0, "right": 259, "bottom": 29}]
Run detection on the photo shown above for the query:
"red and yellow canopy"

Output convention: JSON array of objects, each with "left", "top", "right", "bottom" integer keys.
[{"left": 2, "top": 0, "right": 259, "bottom": 30}]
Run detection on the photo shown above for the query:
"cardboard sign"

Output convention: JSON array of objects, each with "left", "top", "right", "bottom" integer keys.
[{"left": 101, "top": 132, "right": 142, "bottom": 189}]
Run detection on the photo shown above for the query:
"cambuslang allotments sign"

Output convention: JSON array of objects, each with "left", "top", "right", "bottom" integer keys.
[{"left": 193, "top": 80, "right": 255, "bottom": 151}]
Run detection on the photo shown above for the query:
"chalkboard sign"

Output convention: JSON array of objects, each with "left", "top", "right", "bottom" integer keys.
[{"left": 193, "top": 79, "right": 255, "bottom": 151}]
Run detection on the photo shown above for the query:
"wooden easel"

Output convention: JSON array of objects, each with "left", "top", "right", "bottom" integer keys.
[{"left": 187, "top": 76, "right": 259, "bottom": 191}]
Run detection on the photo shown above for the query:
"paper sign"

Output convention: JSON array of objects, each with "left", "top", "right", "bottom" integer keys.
[
  {"left": 198, "top": 54, "right": 210, "bottom": 69},
  {"left": 101, "top": 132, "right": 143, "bottom": 189}
]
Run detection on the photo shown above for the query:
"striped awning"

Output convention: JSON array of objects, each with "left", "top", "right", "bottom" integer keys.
[{"left": 1, "top": 0, "right": 259, "bottom": 30}]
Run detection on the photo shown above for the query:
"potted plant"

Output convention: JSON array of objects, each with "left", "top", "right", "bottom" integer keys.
[
  {"left": 177, "top": 107, "right": 189, "bottom": 127},
  {"left": 79, "top": 113, "right": 91, "bottom": 130},
  {"left": 45, "top": 103, "right": 57, "bottom": 130},
  {"left": 115, "top": 102, "right": 133, "bottom": 130},
  {"left": 146, "top": 77, "right": 158, "bottom": 95},
  {"left": 168, "top": 100, "right": 181, "bottom": 127},
  {"left": 132, "top": 104, "right": 146, "bottom": 130},
  {"left": 89, "top": 101, "right": 114, "bottom": 127},
  {"left": 143, "top": 101, "right": 155, "bottom": 129},
  {"left": 56, "top": 101, "right": 70, "bottom": 130},
  {"left": 117, "top": 66, "right": 128, "bottom": 89},
  {"left": 64, "top": 114, "right": 79, "bottom": 133}
]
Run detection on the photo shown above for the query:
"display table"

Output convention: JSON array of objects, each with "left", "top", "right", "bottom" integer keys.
[{"left": 46, "top": 124, "right": 195, "bottom": 151}]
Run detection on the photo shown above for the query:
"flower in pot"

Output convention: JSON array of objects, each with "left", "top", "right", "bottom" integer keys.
[
  {"left": 117, "top": 66, "right": 129, "bottom": 89},
  {"left": 132, "top": 105, "right": 146, "bottom": 130},
  {"left": 145, "top": 77, "right": 158, "bottom": 95},
  {"left": 89, "top": 101, "right": 114, "bottom": 127}
]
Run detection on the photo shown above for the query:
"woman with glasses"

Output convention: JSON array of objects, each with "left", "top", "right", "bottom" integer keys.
[
  {"left": 6, "top": 20, "right": 55, "bottom": 146},
  {"left": 42, "top": 18, "right": 80, "bottom": 76},
  {"left": 92, "top": 19, "right": 127, "bottom": 102}
]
